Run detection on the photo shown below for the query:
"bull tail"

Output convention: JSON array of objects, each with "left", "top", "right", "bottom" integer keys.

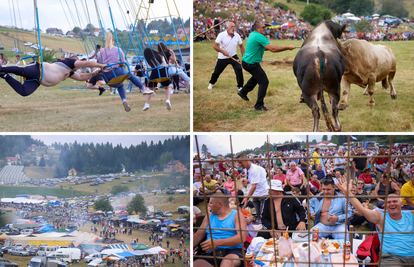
[{"left": 316, "top": 47, "right": 335, "bottom": 132}]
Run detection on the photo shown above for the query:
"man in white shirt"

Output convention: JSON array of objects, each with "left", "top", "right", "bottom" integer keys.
[
  {"left": 334, "top": 149, "right": 347, "bottom": 175},
  {"left": 207, "top": 21, "right": 245, "bottom": 91},
  {"left": 237, "top": 153, "right": 268, "bottom": 221},
  {"left": 202, "top": 153, "right": 215, "bottom": 177}
]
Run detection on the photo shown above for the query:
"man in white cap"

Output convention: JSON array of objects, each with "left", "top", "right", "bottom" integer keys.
[{"left": 259, "top": 180, "right": 307, "bottom": 238}]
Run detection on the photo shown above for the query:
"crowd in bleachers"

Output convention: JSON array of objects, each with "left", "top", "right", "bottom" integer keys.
[{"left": 193, "top": 0, "right": 414, "bottom": 42}]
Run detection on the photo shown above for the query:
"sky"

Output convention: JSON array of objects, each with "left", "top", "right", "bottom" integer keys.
[
  {"left": 193, "top": 134, "right": 329, "bottom": 156},
  {"left": 0, "top": 0, "right": 191, "bottom": 33},
  {"left": 31, "top": 134, "right": 183, "bottom": 148}
]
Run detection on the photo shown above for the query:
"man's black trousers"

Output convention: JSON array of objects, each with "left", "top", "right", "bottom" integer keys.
[{"left": 209, "top": 55, "right": 243, "bottom": 88}]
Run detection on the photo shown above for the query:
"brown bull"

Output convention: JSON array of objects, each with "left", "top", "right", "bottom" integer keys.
[{"left": 337, "top": 39, "right": 397, "bottom": 109}]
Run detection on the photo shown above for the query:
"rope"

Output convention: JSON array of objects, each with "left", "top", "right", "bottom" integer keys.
[{"left": 60, "top": 0, "right": 88, "bottom": 55}]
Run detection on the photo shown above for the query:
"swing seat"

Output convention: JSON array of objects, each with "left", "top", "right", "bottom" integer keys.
[
  {"left": 20, "top": 55, "right": 42, "bottom": 83},
  {"left": 102, "top": 62, "right": 132, "bottom": 85},
  {"left": 147, "top": 65, "right": 169, "bottom": 83},
  {"left": 107, "top": 74, "right": 131, "bottom": 85}
]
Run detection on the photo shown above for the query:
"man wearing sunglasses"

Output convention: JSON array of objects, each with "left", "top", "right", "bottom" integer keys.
[{"left": 238, "top": 21, "right": 296, "bottom": 111}]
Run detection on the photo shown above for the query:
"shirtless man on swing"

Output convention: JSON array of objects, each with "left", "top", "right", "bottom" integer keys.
[{"left": 0, "top": 56, "right": 107, "bottom": 97}]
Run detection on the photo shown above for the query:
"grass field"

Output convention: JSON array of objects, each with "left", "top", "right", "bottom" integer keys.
[
  {"left": 0, "top": 78, "right": 190, "bottom": 132},
  {"left": 193, "top": 39, "right": 414, "bottom": 132}
]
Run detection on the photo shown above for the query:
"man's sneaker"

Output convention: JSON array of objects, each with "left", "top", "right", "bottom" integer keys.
[
  {"left": 142, "top": 88, "right": 154, "bottom": 95},
  {"left": 238, "top": 87, "right": 243, "bottom": 92},
  {"left": 255, "top": 106, "right": 269, "bottom": 111},
  {"left": 237, "top": 91, "right": 249, "bottom": 101},
  {"left": 123, "top": 101, "right": 131, "bottom": 112},
  {"left": 143, "top": 103, "right": 150, "bottom": 111},
  {"left": 166, "top": 99, "right": 172, "bottom": 110},
  {"left": 207, "top": 83, "right": 214, "bottom": 90},
  {"left": 98, "top": 87, "right": 105, "bottom": 96}
]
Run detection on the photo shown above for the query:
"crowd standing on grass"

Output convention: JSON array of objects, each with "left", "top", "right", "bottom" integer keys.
[
  {"left": 193, "top": 0, "right": 414, "bottom": 42},
  {"left": 0, "top": 194, "right": 190, "bottom": 266},
  {"left": 193, "top": 144, "right": 414, "bottom": 264}
]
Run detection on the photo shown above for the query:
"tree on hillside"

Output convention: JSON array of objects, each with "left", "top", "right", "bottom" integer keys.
[
  {"left": 127, "top": 194, "right": 147, "bottom": 215},
  {"left": 322, "top": 135, "right": 328, "bottom": 141},
  {"left": 72, "top": 27, "right": 81, "bottom": 35},
  {"left": 354, "top": 20, "right": 374, "bottom": 33},
  {"left": 110, "top": 185, "right": 129, "bottom": 195},
  {"left": 201, "top": 144, "right": 209, "bottom": 158},
  {"left": 331, "top": 0, "right": 374, "bottom": 16},
  {"left": 159, "top": 152, "right": 174, "bottom": 170},
  {"left": 300, "top": 4, "right": 331, "bottom": 26},
  {"left": 330, "top": 135, "right": 349, "bottom": 145},
  {"left": 39, "top": 157, "right": 46, "bottom": 167},
  {"left": 93, "top": 199, "right": 113, "bottom": 212},
  {"left": 380, "top": 0, "right": 409, "bottom": 18},
  {"left": 84, "top": 23, "right": 95, "bottom": 34}
]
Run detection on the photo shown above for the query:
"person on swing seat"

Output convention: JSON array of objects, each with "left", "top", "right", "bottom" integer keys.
[{"left": 0, "top": 56, "right": 107, "bottom": 97}]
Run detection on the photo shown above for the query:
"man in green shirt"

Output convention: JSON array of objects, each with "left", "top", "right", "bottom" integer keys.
[{"left": 238, "top": 21, "right": 296, "bottom": 111}]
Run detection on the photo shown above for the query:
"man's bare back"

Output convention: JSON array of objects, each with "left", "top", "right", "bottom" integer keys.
[{"left": 41, "top": 63, "right": 72, "bottom": 87}]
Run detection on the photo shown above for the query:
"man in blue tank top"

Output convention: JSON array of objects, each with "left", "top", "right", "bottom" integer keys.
[
  {"left": 337, "top": 179, "right": 414, "bottom": 265},
  {"left": 193, "top": 191, "right": 247, "bottom": 267}
]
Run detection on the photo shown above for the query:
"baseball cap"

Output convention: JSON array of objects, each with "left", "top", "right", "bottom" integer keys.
[{"left": 266, "top": 180, "right": 284, "bottom": 191}]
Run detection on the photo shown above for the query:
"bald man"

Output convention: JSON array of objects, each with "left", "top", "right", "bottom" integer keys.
[{"left": 208, "top": 21, "right": 245, "bottom": 91}]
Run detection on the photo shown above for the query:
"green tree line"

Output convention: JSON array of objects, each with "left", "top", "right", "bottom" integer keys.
[{"left": 53, "top": 136, "right": 190, "bottom": 177}]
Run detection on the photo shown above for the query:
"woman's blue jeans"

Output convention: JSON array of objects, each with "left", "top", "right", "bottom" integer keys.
[{"left": 102, "top": 67, "right": 144, "bottom": 100}]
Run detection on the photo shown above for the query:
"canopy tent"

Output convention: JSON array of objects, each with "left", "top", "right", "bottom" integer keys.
[
  {"left": 145, "top": 222, "right": 157, "bottom": 226},
  {"left": 48, "top": 201, "right": 61, "bottom": 206},
  {"left": 127, "top": 218, "right": 145, "bottom": 223},
  {"left": 106, "top": 244, "right": 132, "bottom": 251},
  {"left": 373, "top": 14, "right": 380, "bottom": 17},
  {"left": 342, "top": 12, "right": 355, "bottom": 18},
  {"left": 169, "top": 223, "right": 180, "bottom": 227},
  {"left": 116, "top": 251, "right": 136, "bottom": 258},
  {"left": 147, "top": 246, "right": 167, "bottom": 254},
  {"left": 130, "top": 243, "right": 150, "bottom": 250},
  {"left": 381, "top": 15, "right": 395, "bottom": 18},
  {"left": 115, "top": 211, "right": 128, "bottom": 215},
  {"left": 132, "top": 250, "right": 154, "bottom": 256},
  {"left": 347, "top": 17, "right": 361, "bottom": 21},
  {"left": 326, "top": 143, "right": 338, "bottom": 147}
]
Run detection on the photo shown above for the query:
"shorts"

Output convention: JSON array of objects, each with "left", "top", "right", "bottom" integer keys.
[
  {"left": 88, "top": 74, "right": 104, "bottom": 85},
  {"left": 198, "top": 248, "right": 244, "bottom": 266}
]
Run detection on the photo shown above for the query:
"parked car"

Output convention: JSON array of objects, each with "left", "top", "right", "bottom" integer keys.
[
  {"left": 163, "top": 212, "right": 173, "bottom": 217},
  {"left": 25, "top": 246, "right": 37, "bottom": 256},
  {"left": 174, "top": 217, "right": 187, "bottom": 223},
  {"left": 0, "top": 258, "right": 18, "bottom": 267},
  {"left": 84, "top": 253, "right": 100, "bottom": 263},
  {"left": 121, "top": 181, "right": 127, "bottom": 184},
  {"left": 166, "top": 190, "right": 175, "bottom": 194},
  {"left": 8, "top": 248, "right": 29, "bottom": 256},
  {"left": 154, "top": 210, "right": 163, "bottom": 216},
  {"left": 24, "top": 244, "right": 38, "bottom": 252},
  {"left": 0, "top": 46, "right": 4, "bottom": 50},
  {"left": 1, "top": 246, "right": 14, "bottom": 254}
]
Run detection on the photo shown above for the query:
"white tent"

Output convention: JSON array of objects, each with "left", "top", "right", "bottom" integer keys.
[
  {"left": 373, "top": 14, "right": 380, "bottom": 17},
  {"left": 147, "top": 246, "right": 168, "bottom": 254},
  {"left": 326, "top": 143, "right": 338, "bottom": 147},
  {"left": 175, "top": 189, "right": 186, "bottom": 193},
  {"left": 348, "top": 17, "right": 361, "bottom": 21},
  {"left": 342, "top": 12, "right": 355, "bottom": 18}
]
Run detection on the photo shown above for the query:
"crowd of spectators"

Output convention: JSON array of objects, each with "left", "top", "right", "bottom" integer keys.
[
  {"left": 193, "top": 144, "right": 414, "bottom": 265},
  {"left": 193, "top": 0, "right": 414, "bottom": 43}
]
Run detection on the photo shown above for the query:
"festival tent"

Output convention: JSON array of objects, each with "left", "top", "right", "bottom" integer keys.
[
  {"left": 127, "top": 218, "right": 145, "bottom": 223},
  {"left": 326, "top": 143, "right": 338, "bottom": 147},
  {"left": 147, "top": 246, "right": 167, "bottom": 254},
  {"left": 281, "top": 23, "right": 296, "bottom": 28},
  {"left": 106, "top": 244, "right": 133, "bottom": 250},
  {"left": 348, "top": 17, "right": 361, "bottom": 21},
  {"left": 131, "top": 250, "right": 154, "bottom": 256},
  {"left": 130, "top": 243, "right": 150, "bottom": 250},
  {"left": 115, "top": 211, "right": 128, "bottom": 215},
  {"left": 145, "top": 222, "right": 157, "bottom": 226},
  {"left": 342, "top": 12, "right": 355, "bottom": 18},
  {"left": 115, "top": 251, "right": 136, "bottom": 258}
]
